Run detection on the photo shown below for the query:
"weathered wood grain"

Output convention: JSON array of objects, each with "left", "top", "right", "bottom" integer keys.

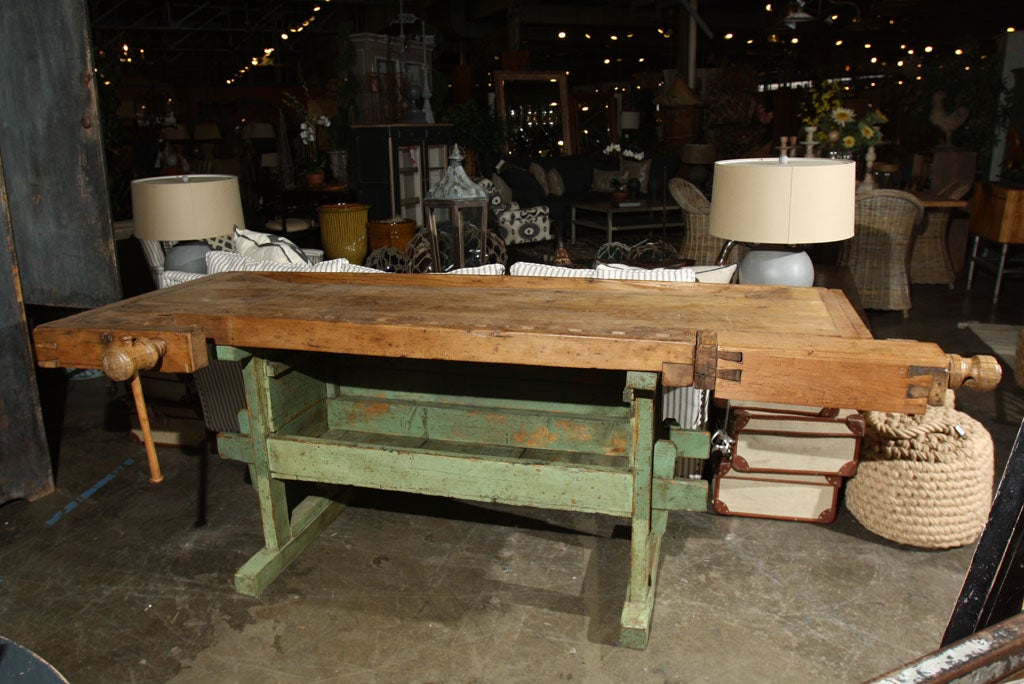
[{"left": 32, "top": 272, "right": 980, "bottom": 414}]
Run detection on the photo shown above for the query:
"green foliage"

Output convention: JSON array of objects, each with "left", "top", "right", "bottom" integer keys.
[
  {"left": 442, "top": 100, "right": 505, "bottom": 159},
  {"left": 799, "top": 80, "right": 843, "bottom": 127},
  {"left": 907, "top": 42, "right": 1011, "bottom": 162}
]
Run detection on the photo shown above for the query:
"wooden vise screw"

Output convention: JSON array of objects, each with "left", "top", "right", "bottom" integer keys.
[
  {"left": 102, "top": 335, "right": 167, "bottom": 484},
  {"left": 947, "top": 354, "right": 1002, "bottom": 392}
]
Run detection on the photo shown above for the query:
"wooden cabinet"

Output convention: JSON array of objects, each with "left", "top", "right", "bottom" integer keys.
[
  {"left": 969, "top": 182, "right": 1024, "bottom": 244},
  {"left": 352, "top": 124, "right": 452, "bottom": 225},
  {"left": 966, "top": 182, "right": 1024, "bottom": 302}
]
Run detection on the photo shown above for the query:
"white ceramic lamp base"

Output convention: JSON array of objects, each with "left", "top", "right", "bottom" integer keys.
[{"left": 738, "top": 249, "right": 815, "bottom": 287}]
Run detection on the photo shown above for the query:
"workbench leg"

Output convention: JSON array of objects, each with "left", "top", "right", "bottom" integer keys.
[
  {"left": 235, "top": 493, "right": 349, "bottom": 596},
  {"left": 619, "top": 371, "right": 663, "bottom": 649},
  {"left": 232, "top": 354, "right": 348, "bottom": 597}
]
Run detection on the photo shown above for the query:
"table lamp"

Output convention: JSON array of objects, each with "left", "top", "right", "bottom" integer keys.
[
  {"left": 709, "top": 157, "right": 855, "bottom": 286},
  {"left": 131, "top": 174, "right": 244, "bottom": 273}
]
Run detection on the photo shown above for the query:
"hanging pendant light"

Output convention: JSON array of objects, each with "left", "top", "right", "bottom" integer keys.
[{"left": 783, "top": 0, "right": 815, "bottom": 29}]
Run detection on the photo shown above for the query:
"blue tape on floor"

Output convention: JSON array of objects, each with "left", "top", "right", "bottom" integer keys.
[{"left": 45, "top": 458, "right": 135, "bottom": 526}]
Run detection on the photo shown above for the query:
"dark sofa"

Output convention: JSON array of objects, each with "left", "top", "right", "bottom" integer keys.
[{"left": 482, "top": 153, "right": 681, "bottom": 246}]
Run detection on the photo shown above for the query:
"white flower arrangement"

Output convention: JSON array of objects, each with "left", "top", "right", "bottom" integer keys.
[
  {"left": 602, "top": 142, "right": 645, "bottom": 160},
  {"left": 299, "top": 115, "right": 331, "bottom": 144}
]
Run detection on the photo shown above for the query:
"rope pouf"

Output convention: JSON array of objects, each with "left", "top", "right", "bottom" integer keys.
[{"left": 845, "top": 392, "right": 993, "bottom": 549}]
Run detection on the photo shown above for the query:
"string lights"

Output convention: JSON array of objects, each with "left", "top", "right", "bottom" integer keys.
[{"left": 226, "top": 0, "right": 333, "bottom": 85}]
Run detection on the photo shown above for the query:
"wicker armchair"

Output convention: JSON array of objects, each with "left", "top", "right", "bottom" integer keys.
[
  {"left": 909, "top": 181, "right": 971, "bottom": 286},
  {"left": 668, "top": 178, "right": 745, "bottom": 265},
  {"left": 840, "top": 190, "right": 924, "bottom": 317}
]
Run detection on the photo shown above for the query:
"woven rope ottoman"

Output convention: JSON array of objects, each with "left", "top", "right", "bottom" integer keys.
[{"left": 845, "top": 391, "right": 993, "bottom": 549}]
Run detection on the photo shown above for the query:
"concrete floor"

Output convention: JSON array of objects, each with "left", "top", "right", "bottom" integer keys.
[{"left": 3, "top": 264, "right": 1024, "bottom": 683}]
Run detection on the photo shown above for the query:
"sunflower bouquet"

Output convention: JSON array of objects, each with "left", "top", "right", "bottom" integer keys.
[
  {"left": 815, "top": 106, "right": 887, "bottom": 155},
  {"left": 801, "top": 81, "right": 887, "bottom": 156}
]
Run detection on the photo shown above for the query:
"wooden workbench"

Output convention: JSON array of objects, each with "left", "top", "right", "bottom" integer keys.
[{"left": 32, "top": 273, "right": 999, "bottom": 648}]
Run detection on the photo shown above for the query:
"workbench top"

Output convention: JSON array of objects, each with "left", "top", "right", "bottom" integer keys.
[{"left": 33, "top": 272, "right": 995, "bottom": 413}]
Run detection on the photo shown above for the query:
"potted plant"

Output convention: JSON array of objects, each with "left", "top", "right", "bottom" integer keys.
[
  {"left": 283, "top": 87, "right": 333, "bottom": 187},
  {"left": 610, "top": 177, "right": 629, "bottom": 203}
]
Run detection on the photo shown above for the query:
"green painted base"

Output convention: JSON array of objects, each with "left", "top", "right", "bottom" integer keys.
[{"left": 235, "top": 494, "right": 347, "bottom": 597}]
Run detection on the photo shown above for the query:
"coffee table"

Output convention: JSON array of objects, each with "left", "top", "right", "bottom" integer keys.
[{"left": 571, "top": 200, "right": 685, "bottom": 244}]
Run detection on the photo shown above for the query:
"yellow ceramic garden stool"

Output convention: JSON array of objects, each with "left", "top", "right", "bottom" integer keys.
[{"left": 317, "top": 203, "right": 370, "bottom": 263}]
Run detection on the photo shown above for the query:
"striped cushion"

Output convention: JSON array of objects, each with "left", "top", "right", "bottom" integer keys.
[
  {"left": 595, "top": 264, "right": 696, "bottom": 282},
  {"left": 447, "top": 263, "right": 505, "bottom": 276},
  {"left": 159, "top": 270, "right": 205, "bottom": 288},
  {"left": 509, "top": 262, "right": 598, "bottom": 278},
  {"left": 206, "top": 251, "right": 382, "bottom": 274}
]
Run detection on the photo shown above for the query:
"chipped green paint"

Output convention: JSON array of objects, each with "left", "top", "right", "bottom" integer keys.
[{"left": 226, "top": 349, "right": 710, "bottom": 648}]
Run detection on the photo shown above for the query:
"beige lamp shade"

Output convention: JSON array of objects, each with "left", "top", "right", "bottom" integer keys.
[
  {"left": 620, "top": 111, "right": 640, "bottom": 130},
  {"left": 193, "top": 123, "right": 221, "bottom": 141},
  {"left": 709, "top": 157, "right": 855, "bottom": 245},
  {"left": 131, "top": 174, "right": 243, "bottom": 241}
]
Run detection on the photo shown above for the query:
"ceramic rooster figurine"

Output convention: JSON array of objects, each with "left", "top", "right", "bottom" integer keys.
[{"left": 929, "top": 91, "right": 969, "bottom": 146}]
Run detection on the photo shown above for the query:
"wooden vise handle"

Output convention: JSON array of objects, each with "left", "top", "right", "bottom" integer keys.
[
  {"left": 948, "top": 354, "right": 1002, "bottom": 392},
  {"left": 102, "top": 336, "right": 167, "bottom": 484}
]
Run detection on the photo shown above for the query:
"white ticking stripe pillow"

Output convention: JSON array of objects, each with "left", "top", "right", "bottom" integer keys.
[
  {"left": 206, "top": 251, "right": 383, "bottom": 274},
  {"left": 594, "top": 264, "right": 696, "bottom": 282},
  {"left": 159, "top": 270, "right": 205, "bottom": 288},
  {"left": 509, "top": 262, "right": 598, "bottom": 278},
  {"left": 447, "top": 263, "right": 506, "bottom": 275}
]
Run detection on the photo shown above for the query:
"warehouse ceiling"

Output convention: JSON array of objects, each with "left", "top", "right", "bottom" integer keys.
[{"left": 87, "top": 0, "right": 1019, "bottom": 87}]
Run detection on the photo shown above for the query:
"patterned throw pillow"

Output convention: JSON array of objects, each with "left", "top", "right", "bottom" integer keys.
[
  {"left": 202, "top": 234, "right": 235, "bottom": 252},
  {"left": 490, "top": 173, "right": 514, "bottom": 205},
  {"left": 529, "top": 162, "right": 549, "bottom": 195},
  {"left": 233, "top": 226, "right": 309, "bottom": 264},
  {"left": 495, "top": 207, "right": 552, "bottom": 245},
  {"left": 546, "top": 168, "right": 566, "bottom": 197},
  {"left": 591, "top": 168, "right": 621, "bottom": 193}
]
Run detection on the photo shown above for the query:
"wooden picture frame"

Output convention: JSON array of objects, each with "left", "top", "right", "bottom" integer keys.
[{"left": 494, "top": 70, "right": 574, "bottom": 156}]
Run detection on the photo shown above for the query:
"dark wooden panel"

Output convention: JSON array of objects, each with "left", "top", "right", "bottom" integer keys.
[
  {"left": 0, "top": 153, "right": 54, "bottom": 503},
  {"left": 0, "top": 0, "right": 120, "bottom": 308},
  {"left": 943, "top": 418, "right": 1024, "bottom": 646}
]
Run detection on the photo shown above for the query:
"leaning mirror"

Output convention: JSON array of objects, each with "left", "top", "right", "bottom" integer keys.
[
  {"left": 571, "top": 92, "right": 618, "bottom": 155},
  {"left": 494, "top": 70, "right": 573, "bottom": 157}
]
